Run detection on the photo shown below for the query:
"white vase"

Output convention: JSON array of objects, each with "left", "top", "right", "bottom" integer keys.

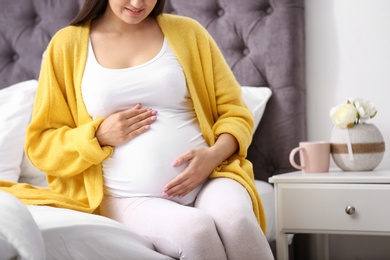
[{"left": 330, "top": 123, "right": 385, "bottom": 171}]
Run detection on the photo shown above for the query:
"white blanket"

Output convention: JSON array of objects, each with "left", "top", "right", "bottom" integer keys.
[
  {"left": 0, "top": 191, "right": 45, "bottom": 260},
  {"left": 0, "top": 191, "right": 172, "bottom": 260},
  {"left": 27, "top": 206, "right": 173, "bottom": 260}
]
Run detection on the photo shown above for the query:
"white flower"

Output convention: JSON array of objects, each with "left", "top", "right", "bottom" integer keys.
[
  {"left": 330, "top": 98, "right": 378, "bottom": 128},
  {"left": 348, "top": 98, "right": 377, "bottom": 122},
  {"left": 330, "top": 103, "right": 358, "bottom": 128}
]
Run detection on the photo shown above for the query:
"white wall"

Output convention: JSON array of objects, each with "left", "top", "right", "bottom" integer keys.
[
  {"left": 306, "top": 0, "right": 390, "bottom": 170},
  {"left": 305, "top": 0, "right": 390, "bottom": 258}
]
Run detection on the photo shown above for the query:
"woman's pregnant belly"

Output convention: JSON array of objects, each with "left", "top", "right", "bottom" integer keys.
[{"left": 103, "top": 109, "right": 209, "bottom": 205}]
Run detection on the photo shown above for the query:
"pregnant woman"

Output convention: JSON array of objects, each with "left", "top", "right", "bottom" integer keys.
[{"left": 22, "top": 0, "right": 274, "bottom": 259}]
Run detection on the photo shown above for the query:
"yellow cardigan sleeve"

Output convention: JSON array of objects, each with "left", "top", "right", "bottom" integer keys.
[{"left": 25, "top": 25, "right": 112, "bottom": 179}]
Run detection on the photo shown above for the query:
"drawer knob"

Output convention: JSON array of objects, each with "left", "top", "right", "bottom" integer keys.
[{"left": 345, "top": 206, "right": 356, "bottom": 215}]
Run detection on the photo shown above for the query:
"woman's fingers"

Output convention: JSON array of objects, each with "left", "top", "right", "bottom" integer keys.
[
  {"left": 163, "top": 148, "right": 213, "bottom": 199},
  {"left": 96, "top": 105, "right": 158, "bottom": 146},
  {"left": 163, "top": 176, "right": 193, "bottom": 199},
  {"left": 124, "top": 113, "right": 157, "bottom": 139},
  {"left": 124, "top": 108, "right": 157, "bottom": 134}
]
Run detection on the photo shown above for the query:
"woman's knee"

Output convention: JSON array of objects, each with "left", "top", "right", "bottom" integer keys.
[
  {"left": 180, "top": 210, "right": 218, "bottom": 241},
  {"left": 175, "top": 211, "right": 226, "bottom": 259},
  {"left": 225, "top": 207, "right": 259, "bottom": 232}
]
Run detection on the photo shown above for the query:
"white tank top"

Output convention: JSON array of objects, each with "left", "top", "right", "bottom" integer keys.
[{"left": 82, "top": 38, "right": 208, "bottom": 205}]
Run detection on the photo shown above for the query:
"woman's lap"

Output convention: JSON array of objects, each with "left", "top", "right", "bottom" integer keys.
[
  {"left": 100, "top": 178, "right": 273, "bottom": 260},
  {"left": 100, "top": 193, "right": 226, "bottom": 259}
]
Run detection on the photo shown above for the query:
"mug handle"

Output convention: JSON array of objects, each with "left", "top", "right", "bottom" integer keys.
[{"left": 289, "top": 147, "right": 304, "bottom": 170}]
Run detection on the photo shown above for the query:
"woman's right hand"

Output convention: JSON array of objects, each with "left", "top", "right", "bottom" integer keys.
[{"left": 96, "top": 103, "right": 157, "bottom": 147}]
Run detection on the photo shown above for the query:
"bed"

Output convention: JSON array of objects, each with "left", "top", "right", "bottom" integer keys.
[{"left": 0, "top": 0, "right": 306, "bottom": 259}]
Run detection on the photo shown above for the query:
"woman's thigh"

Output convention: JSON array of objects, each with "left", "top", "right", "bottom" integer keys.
[
  {"left": 100, "top": 196, "right": 227, "bottom": 260},
  {"left": 194, "top": 178, "right": 255, "bottom": 221},
  {"left": 195, "top": 178, "right": 274, "bottom": 260}
]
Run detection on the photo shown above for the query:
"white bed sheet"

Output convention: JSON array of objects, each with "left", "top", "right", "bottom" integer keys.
[
  {"left": 0, "top": 191, "right": 45, "bottom": 260},
  {"left": 255, "top": 180, "right": 276, "bottom": 242},
  {"left": 255, "top": 180, "right": 294, "bottom": 246},
  {"left": 27, "top": 206, "right": 173, "bottom": 260}
]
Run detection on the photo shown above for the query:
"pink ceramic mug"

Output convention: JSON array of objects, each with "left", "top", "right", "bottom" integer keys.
[{"left": 289, "top": 141, "right": 331, "bottom": 173}]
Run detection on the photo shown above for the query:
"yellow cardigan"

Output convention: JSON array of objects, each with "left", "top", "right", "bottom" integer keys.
[{"left": 0, "top": 14, "right": 266, "bottom": 233}]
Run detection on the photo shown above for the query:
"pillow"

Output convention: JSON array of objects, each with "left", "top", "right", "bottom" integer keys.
[
  {"left": 0, "top": 80, "right": 38, "bottom": 183},
  {"left": 19, "top": 152, "right": 48, "bottom": 187},
  {"left": 241, "top": 86, "right": 272, "bottom": 134},
  {"left": 0, "top": 191, "right": 46, "bottom": 260}
]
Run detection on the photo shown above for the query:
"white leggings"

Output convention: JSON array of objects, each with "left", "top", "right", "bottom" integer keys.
[{"left": 100, "top": 178, "right": 274, "bottom": 260}]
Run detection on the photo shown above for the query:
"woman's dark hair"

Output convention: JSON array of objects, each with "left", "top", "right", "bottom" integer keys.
[{"left": 70, "top": 0, "right": 166, "bottom": 26}]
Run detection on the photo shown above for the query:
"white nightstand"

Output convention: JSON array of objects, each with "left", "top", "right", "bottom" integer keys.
[{"left": 269, "top": 169, "right": 390, "bottom": 260}]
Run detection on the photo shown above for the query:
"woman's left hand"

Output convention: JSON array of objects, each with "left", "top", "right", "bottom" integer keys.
[
  {"left": 163, "top": 133, "right": 238, "bottom": 199},
  {"left": 162, "top": 147, "right": 218, "bottom": 199}
]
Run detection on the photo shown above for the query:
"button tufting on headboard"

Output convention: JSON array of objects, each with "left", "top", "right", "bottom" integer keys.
[
  {"left": 0, "top": 0, "right": 84, "bottom": 89},
  {"left": 34, "top": 16, "right": 42, "bottom": 25},
  {"left": 12, "top": 54, "right": 19, "bottom": 62},
  {"left": 217, "top": 9, "right": 225, "bottom": 17}
]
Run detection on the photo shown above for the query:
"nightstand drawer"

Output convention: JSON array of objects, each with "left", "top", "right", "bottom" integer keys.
[{"left": 277, "top": 183, "right": 390, "bottom": 233}]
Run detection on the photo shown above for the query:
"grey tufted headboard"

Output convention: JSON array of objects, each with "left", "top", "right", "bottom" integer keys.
[
  {"left": 0, "top": 0, "right": 84, "bottom": 87},
  {"left": 0, "top": 0, "right": 306, "bottom": 182}
]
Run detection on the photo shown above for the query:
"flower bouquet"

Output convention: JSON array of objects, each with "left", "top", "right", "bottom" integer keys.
[{"left": 330, "top": 98, "right": 377, "bottom": 128}]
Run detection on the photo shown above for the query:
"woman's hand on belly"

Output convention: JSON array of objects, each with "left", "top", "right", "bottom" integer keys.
[
  {"left": 163, "top": 133, "right": 239, "bottom": 199},
  {"left": 96, "top": 103, "right": 158, "bottom": 146},
  {"left": 162, "top": 147, "right": 221, "bottom": 199}
]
